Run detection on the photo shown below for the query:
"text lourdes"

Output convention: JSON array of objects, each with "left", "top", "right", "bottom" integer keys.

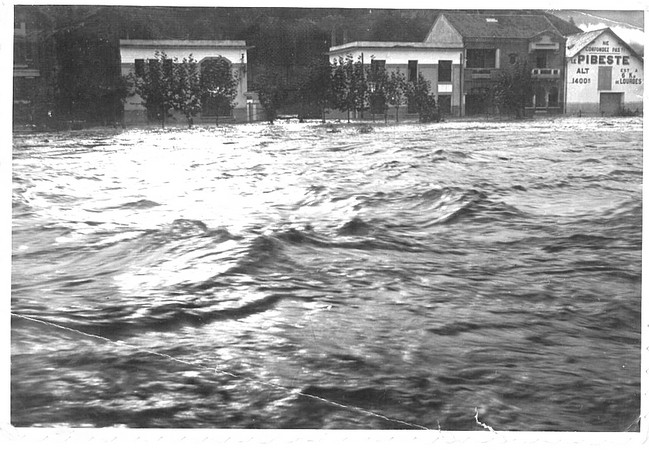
[{"left": 575, "top": 55, "right": 630, "bottom": 65}]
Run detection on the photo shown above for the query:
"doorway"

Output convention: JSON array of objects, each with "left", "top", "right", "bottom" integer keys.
[
  {"left": 600, "top": 92, "right": 623, "bottom": 116},
  {"left": 438, "top": 95, "right": 452, "bottom": 116}
]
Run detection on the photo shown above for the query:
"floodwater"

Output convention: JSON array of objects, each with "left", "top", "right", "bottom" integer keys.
[{"left": 11, "top": 118, "right": 642, "bottom": 431}]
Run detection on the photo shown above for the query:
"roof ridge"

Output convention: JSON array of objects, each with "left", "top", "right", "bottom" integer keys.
[{"left": 441, "top": 12, "right": 564, "bottom": 39}]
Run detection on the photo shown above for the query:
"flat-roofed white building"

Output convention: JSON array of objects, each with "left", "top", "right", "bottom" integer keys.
[
  {"left": 120, "top": 39, "right": 252, "bottom": 125},
  {"left": 565, "top": 28, "right": 643, "bottom": 115},
  {"left": 328, "top": 41, "right": 464, "bottom": 118}
]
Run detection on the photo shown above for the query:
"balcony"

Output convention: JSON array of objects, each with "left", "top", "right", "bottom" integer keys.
[
  {"left": 467, "top": 68, "right": 493, "bottom": 80},
  {"left": 532, "top": 68, "right": 560, "bottom": 79}
]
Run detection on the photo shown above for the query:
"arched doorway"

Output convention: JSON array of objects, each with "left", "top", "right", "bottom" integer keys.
[{"left": 200, "top": 57, "right": 235, "bottom": 119}]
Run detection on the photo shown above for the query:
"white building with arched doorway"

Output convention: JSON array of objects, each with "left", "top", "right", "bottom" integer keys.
[{"left": 120, "top": 39, "right": 253, "bottom": 125}]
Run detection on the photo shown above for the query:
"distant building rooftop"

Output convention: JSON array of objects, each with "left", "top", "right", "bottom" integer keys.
[
  {"left": 442, "top": 13, "right": 563, "bottom": 39},
  {"left": 565, "top": 29, "right": 607, "bottom": 58},
  {"left": 329, "top": 40, "right": 462, "bottom": 53},
  {"left": 120, "top": 39, "right": 249, "bottom": 48},
  {"left": 565, "top": 27, "right": 643, "bottom": 60}
]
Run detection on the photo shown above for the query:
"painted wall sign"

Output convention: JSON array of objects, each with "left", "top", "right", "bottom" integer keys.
[
  {"left": 573, "top": 54, "right": 630, "bottom": 65},
  {"left": 565, "top": 32, "right": 643, "bottom": 114},
  {"left": 571, "top": 39, "right": 632, "bottom": 65},
  {"left": 616, "top": 67, "right": 642, "bottom": 85}
]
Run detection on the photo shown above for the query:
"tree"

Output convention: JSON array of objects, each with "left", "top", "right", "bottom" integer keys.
[
  {"left": 330, "top": 56, "right": 351, "bottom": 122},
  {"left": 407, "top": 74, "right": 439, "bottom": 123},
  {"left": 330, "top": 55, "right": 368, "bottom": 122},
  {"left": 385, "top": 69, "right": 408, "bottom": 122},
  {"left": 200, "top": 58, "right": 239, "bottom": 125},
  {"left": 132, "top": 50, "right": 175, "bottom": 127},
  {"left": 171, "top": 55, "right": 202, "bottom": 128},
  {"left": 50, "top": 9, "right": 124, "bottom": 126},
  {"left": 367, "top": 62, "right": 388, "bottom": 122},
  {"left": 254, "top": 69, "right": 288, "bottom": 124},
  {"left": 299, "top": 57, "right": 333, "bottom": 122},
  {"left": 350, "top": 56, "right": 369, "bottom": 119},
  {"left": 493, "top": 59, "right": 536, "bottom": 118}
]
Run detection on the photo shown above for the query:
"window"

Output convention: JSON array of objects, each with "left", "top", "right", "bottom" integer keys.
[
  {"left": 134, "top": 59, "right": 144, "bottom": 77},
  {"left": 370, "top": 59, "right": 386, "bottom": 80},
  {"left": 371, "top": 59, "right": 386, "bottom": 71},
  {"left": 13, "top": 77, "right": 28, "bottom": 101},
  {"left": 466, "top": 49, "right": 496, "bottom": 68},
  {"left": 408, "top": 60, "right": 418, "bottom": 83},
  {"left": 548, "top": 87, "right": 559, "bottom": 107},
  {"left": 13, "top": 40, "right": 33, "bottom": 65},
  {"left": 598, "top": 66, "right": 612, "bottom": 91},
  {"left": 536, "top": 53, "right": 547, "bottom": 69},
  {"left": 438, "top": 60, "right": 452, "bottom": 82},
  {"left": 535, "top": 87, "right": 547, "bottom": 107},
  {"left": 24, "top": 42, "right": 33, "bottom": 61},
  {"left": 14, "top": 41, "right": 24, "bottom": 64}
]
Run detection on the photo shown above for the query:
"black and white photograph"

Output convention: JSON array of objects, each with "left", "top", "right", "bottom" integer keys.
[{"left": 7, "top": 0, "right": 646, "bottom": 447}]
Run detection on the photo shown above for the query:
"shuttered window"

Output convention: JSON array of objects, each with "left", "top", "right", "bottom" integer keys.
[
  {"left": 438, "top": 60, "right": 452, "bottom": 82},
  {"left": 134, "top": 59, "right": 144, "bottom": 77},
  {"left": 408, "top": 60, "right": 418, "bottom": 83},
  {"left": 598, "top": 66, "right": 612, "bottom": 91}
]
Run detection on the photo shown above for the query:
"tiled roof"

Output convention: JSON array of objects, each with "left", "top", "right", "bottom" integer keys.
[
  {"left": 565, "top": 28, "right": 643, "bottom": 60},
  {"left": 565, "top": 29, "right": 608, "bottom": 58},
  {"left": 443, "top": 13, "right": 562, "bottom": 39},
  {"left": 329, "top": 41, "right": 462, "bottom": 53}
]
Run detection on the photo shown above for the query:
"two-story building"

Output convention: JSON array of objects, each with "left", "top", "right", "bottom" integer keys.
[
  {"left": 328, "top": 41, "right": 463, "bottom": 118},
  {"left": 565, "top": 27, "right": 643, "bottom": 115},
  {"left": 120, "top": 39, "right": 252, "bottom": 125},
  {"left": 328, "top": 12, "right": 580, "bottom": 118},
  {"left": 426, "top": 13, "right": 570, "bottom": 116}
]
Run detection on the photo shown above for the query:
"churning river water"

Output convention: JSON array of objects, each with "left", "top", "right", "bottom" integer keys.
[{"left": 11, "top": 118, "right": 642, "bottom": 431}]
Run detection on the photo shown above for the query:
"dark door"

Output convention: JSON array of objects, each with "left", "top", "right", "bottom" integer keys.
[
  {"left": 600, "top": 92, "right": 623, "bottom": 115},
  {"left": 438, "top": 95, "right": 452, "bottom": 115}
]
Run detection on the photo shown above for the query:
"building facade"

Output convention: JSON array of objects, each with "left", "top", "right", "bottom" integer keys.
[
  {"left": 328, "top": 42, "right": 464, "bottom": 118},
  {"left": 565, "top": 28, "right": 643, "bottom": 115},
  {"left": 13, "top": 7, "right": 56, "bottom": 126},
  {"left": 120, "top": 39, "right": 251, "bottom": 125},
  {"left": 327, "top": 12, "right": 582, "bottom": 119},
  {"left": 426, "top": 13, "right": 569, "bottom": 116}
]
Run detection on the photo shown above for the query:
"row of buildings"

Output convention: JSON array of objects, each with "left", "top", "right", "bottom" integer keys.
[
  {"left": 14, "top": 11, "right": 644, "bottom": 126},
  {"left": 328, "top": 13, "right": 643, "bottom": 117}
]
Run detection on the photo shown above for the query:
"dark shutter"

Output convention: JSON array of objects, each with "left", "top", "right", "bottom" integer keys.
[
  {"left": 438, "top": 60, "right": 452, "bottom": 82},
  {"left": 408, "top": 60, "right": 418, "bottom": 83},
  {"left": 598, "top": 66, "right": 612, "bottom": 91},
  {"left": 134, "top": 59, "right": 144, "bottom": 77}
]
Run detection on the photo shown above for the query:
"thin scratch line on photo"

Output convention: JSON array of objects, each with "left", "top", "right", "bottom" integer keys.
[{"left": 11, "top": 312, "right": 431, "bottom": 430}]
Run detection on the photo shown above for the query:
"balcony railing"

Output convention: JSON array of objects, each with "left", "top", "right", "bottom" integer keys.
[
  {"left": 532, "top": 68, "right": 560, "bottom": 79},
  {"left": 469, "top": 68, "right": 493, "bottom": 79}
]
